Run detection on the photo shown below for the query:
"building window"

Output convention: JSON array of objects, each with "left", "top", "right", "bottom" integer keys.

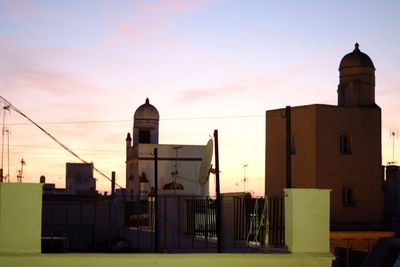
[
  {"left": 340, "top": 135, "right": 352, "bottom": 155},
  {"left": 342, "top": 187, "right": 355, "bottom": 206},
  {"left": 139, "top": 130, "right": 151, "bottom": 143}
]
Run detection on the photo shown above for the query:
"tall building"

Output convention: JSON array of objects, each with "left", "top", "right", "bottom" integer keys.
[
  {"left": 266, "top": 44, "right": 383, "bottom": 229},
  {"left": 125, "top": 98, "right": 210, "bottom": 199}
]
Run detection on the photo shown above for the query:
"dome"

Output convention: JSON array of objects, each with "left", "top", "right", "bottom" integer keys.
[
  {"left": 339, "top": 43, "right": 375, "bottom": 70},
  {"left": 134, "top": 98, "right": 159, "bottom": 120}
]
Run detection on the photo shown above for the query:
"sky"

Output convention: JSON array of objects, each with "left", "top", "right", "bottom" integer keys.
[{"left": 0, "top": 0, "right": 400, "bottom": 196}]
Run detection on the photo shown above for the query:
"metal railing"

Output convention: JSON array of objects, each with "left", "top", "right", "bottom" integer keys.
[
  {"left": 233, "top": 196, "right": 285, "bottom": 248},
  {"left": 186, "top": 198, "right": 217, "bottom": 238}
]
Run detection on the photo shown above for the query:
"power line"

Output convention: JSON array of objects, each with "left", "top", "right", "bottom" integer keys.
[
  {"left": 6, "top": 115, "right": 265, "bottom": 126},
  {"left": 0, "top": 96, "right": 123, "bottom": 188},
  {"left": 9, "top": 144, "right": 123, "bottom": 153}
]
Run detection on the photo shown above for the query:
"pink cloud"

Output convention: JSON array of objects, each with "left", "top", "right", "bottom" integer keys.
[
  {"left": 174, "top": 46, "right": 343, "bottom": 103},
  {"left": 100, "top": 0, "right": 224, "bottom": 47},
  {"left": 177, "top": 84, "right": 245, "bottom": 103},
  {"left": 1, "top": 66, "right": 99, "bottom": 95},
  {"left": 0, "top": 40, "right": 99, "bottom": 96},
  {"left": 0, "top": 0, "right": 76, "bottom": 24}
]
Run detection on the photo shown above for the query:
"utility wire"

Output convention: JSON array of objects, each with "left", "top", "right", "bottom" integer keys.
[
  {"left": 9, "top": 144, "right": 123, "bottom": 153},
  {"left": 6, "top": 115, "right": 265, "bottom": 126},
  {"left": 0, "top": 96, "right": 123, "bottom": 188}
]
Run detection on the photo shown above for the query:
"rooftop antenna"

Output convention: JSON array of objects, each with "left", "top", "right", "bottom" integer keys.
[
  {"left": 389, "top": 129, "right": 399, "bottom": 165},
  {"left": 5, "top": 128, "right": 10, "bottom": 182},
  {"left": 242, "top": 164, "right": 248, "bottom": 192},
  {"left": 1, "top": 105, "right": 10, "bottom": 182},
  {"left": 17, "top": 158, "right": 25, "bottom": 183}
]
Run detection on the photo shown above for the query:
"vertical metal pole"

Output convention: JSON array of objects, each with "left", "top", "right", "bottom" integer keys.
[
  {"left": 93, "top": 200, "right": 97, "bottom": 249},
  {"left": 109, "top": 171, "right": 115, "bottom": 250},
  {"left": 1, "top": 107, "right": 5, "bottom": 183},
  {"left": 285, "top": 106, "right": 292, "bottom": 188},
  {"left": 111, "top": 171, "right": 116, "bottom": 197},
  {"left": 154, "top": 147, "right": 159, "bottom": 253},
  {"left": 214, "top": 129, "right": 222, "bottom": 253}
]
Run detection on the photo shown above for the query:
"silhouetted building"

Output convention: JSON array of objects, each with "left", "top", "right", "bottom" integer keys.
[
  {"left": 266, "top": 44, "right": 383, "bottom": 229},
  {"left": 66, "top": 163, "right": 96, "bottom": 194}
]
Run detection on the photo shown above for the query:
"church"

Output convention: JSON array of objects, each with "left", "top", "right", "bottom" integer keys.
[
  {"left": 266, "top": 44, "right": 383, "bottom": 230},
  {"left": 125, "top": 98, "right": 211, "bottom": 199}
]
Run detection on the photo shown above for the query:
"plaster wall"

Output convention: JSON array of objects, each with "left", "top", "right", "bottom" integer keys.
[
  {"left": 284, "top": 188, "right": 331, "bottom": 253},
  {"left": 315, "top": 105, "right": 382, "bottom": 225},
  {"left": 265, "top": 105, "right": 317, "bottom": 196},
  {"left": 266, "top": 104, "right": 383, "bottom": 226},
  {"left": 0, "top": 183, "right": 42, "bottom": 254},
  {"left": 0, "top": 253, "right": 334, "bottom": 267}
]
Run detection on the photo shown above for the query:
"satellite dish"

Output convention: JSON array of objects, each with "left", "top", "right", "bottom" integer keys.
[{"left": 198, "top": 139, "right": 213, "bottom": 185}]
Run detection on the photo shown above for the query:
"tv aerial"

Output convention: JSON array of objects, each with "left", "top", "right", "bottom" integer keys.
[
  {"left": 169, "top": 138, "right": 214, "bottom": 187},
  {"left": 388, "top": 129, "right": 399, "bottom": 165}
]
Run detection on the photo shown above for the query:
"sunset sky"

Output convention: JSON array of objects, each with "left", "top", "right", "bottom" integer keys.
[{"left": 0, "top": 0, "right": 399, "bottom": 196}]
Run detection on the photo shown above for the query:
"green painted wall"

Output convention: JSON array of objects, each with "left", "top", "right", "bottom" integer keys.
[
  {"left": 0, "top": 253, "right": 333, "bottom": 267},
  {"left": 0, "top": 183, "right": 43, "bottom": 254}
]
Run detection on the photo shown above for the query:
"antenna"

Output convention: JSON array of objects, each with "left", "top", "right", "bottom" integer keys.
[
  {"left": 389, "top": 129, "right": 399, "bottom": 165},
  {"left": 5, "top": 128, "right": 10, "bottom": 182},
  {"left": 17, "top": 158, "right": 25, "bottom": 183},
  {"left": 1, "top": 105, "right": 10, "bottom": 182},
  {"left": 242, "top": 164, "right": 248, "bottom": 192}
]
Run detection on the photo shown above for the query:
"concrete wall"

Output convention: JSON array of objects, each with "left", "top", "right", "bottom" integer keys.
[
  {"left": 0, "top": 253, "right": 334, "bottom": 267},
  {"left": 315, "top": 105, "right": 383, "bottom": 226},
  {"left": 285, "top": 188, "right": 331, "bottom": 253},
  {"left": 265, "top": 108, "right": 287, "bottom": 196},
  {"left": 0, "top": 183, "right": 42, "bottom": 254},
  {"left": 265, "top": 106, "right": 317, "bottom": 196}
]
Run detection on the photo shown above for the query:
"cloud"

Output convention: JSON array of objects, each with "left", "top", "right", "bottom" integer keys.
[
  {"left": 175, "top": 47, "right": 342, "bottom": 103},
  {"left": 0, "top": 40, "right": 100, "bottom": 96},
  {"left": 1, "top": 66, "right": 98, "bottom": 95},
  {"left": 177, "top": 84, "right": 244, "bottom": 102},
  {"left": 100, "top": 0, "right": 224, "bottom": 47},
  {"left": 0, "top": 0, "right": 75, "bottom": 23}
]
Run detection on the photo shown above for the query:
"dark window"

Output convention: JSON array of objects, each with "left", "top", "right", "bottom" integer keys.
[
  {"left": 139, "top": 130, "right": 151, "bottom": 143},
  {"left": 340, "top": 135, "right": 352, "bottom": 154},
  {"left": 342, "top": 187, "right": 355, "bottom": 206}
]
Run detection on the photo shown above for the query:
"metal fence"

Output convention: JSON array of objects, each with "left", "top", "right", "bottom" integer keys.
[
  {"left": 123, "top": 195, "right": 285, "bottom": 251},
  {"left": 42, "top": 194, "right": 285, "bottom": 252},
  {"left": 267, "top": 196, "right": 285, "bottom": 247},
  {"left": 233, "top": 196, "right": 285, "bottom": 248},
  {"left": 186, "top": 198, "right": 217, "bottom": 238},
  {"left": 42, "top": 195, "right": 117, "bottom": 252}
]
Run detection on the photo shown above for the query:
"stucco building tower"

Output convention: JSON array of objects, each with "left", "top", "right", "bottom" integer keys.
[{"left": 266, "top": 44, "right": 383, "bottom": 229}]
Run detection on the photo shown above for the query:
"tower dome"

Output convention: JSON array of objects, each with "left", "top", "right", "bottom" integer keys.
[
  {"left": 338, "top": 43, "right": 376, "bottom": 107},
  {"left": 339, "top": 43, "right": 375, "bottom": 70},
  {"left": 133, "top": 98, "right": 159, "bottom": 144},
  {"left": 134, "top": 98, "right": 159, "bottom": 120}
]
